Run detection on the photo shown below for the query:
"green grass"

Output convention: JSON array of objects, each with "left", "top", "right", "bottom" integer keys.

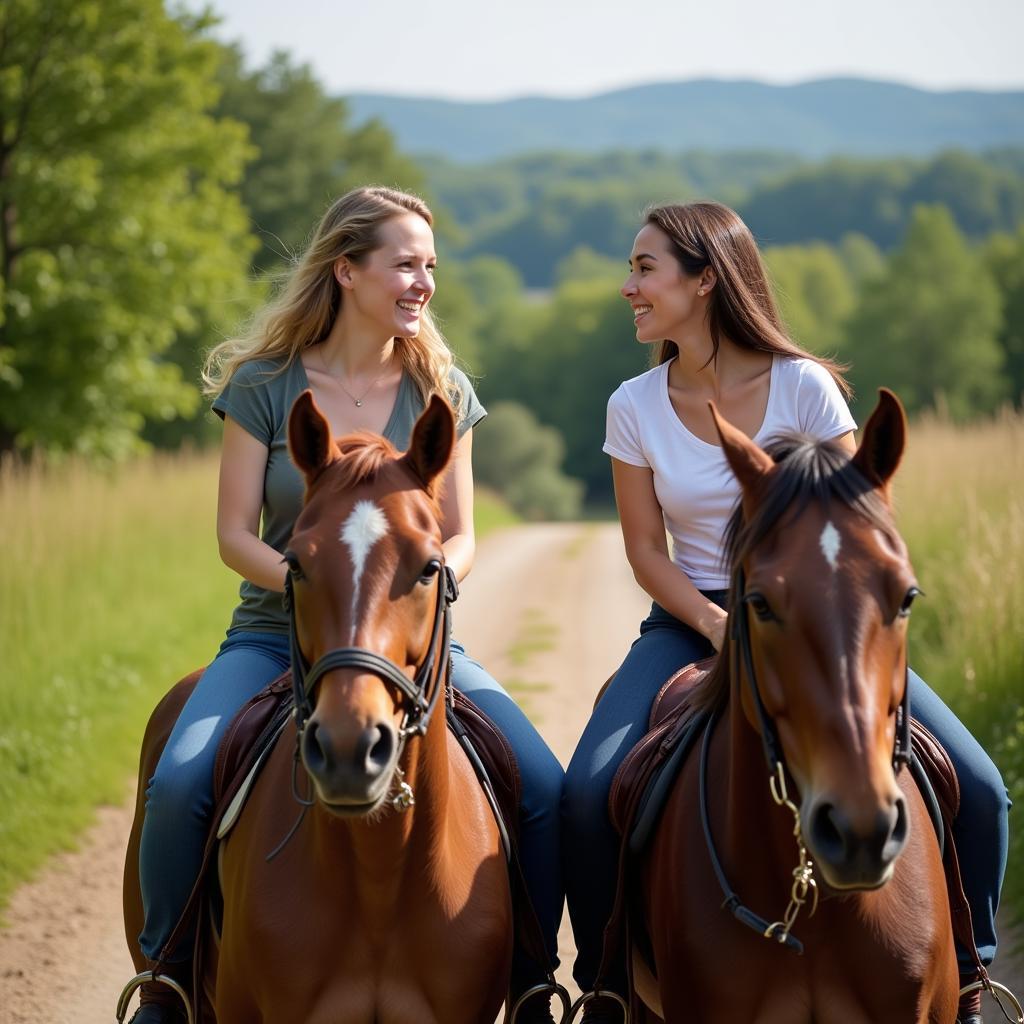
[
  {"left": 893, "top": 408, "right": 1024, "bottom": 928},
  {"left": 0, "top": 452, "right": 239, "bottom": 911},
  {"left": 0, "top": 455, "right": 519, "bottom": 913}
]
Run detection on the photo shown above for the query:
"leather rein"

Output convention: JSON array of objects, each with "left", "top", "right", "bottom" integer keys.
[{"left": 699, "top": 566, "right": 912, "bottom": 954}]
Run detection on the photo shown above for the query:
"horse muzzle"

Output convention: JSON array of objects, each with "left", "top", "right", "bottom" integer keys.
[
  {"left": 300, "top": 716, "right": 399, "bottom": 814},
  {"left": 803, "top": 791, "right": 909, "bottom": 890}
]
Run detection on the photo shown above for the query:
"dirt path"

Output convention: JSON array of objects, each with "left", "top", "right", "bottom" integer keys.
[{"left": 1, "top": 522, "right": 1020, "bottom": 1021}]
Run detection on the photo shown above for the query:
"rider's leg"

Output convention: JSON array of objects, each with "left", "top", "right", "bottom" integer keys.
[
  {"left": 137, "top": 630, "right": 290, "bottom": 964},
  {"left": 562, "top": 598, "right": 723, "bottom": 999},
  {"left": 450, "top": 641, "right": 566, "bottom": 1001},
  {"left": 908, "top": 668, "right": 1010, "bottom": 974}
]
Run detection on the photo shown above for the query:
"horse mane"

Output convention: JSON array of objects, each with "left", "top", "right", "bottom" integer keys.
[
  {"left": 328, "top": 432, "right": 400, "bottom": 489},
  {"left": 689, "top": 433, "right": 897, "bottom": 716}
]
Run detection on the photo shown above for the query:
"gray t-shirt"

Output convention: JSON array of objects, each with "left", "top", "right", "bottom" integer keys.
[{"left": 212, "top": 356, "right": 485, "bottom": 635}]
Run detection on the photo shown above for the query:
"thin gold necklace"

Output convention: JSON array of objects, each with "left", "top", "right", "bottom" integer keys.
[{"left": 317, "top": 346, "right": 389, "bottom": 408}]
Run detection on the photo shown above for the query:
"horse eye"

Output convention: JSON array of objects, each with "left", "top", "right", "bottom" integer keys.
[
  {"left": 745, "top": 592, "right": 775, "bottom": 621},
  {"left": 898, "top": 586, "right": 923, "bottom": 618},
  {"left": 419, "top": 559, "right": 442, "bottom": 584},
  {"left": 283, "top": 552, "right": 304, "bottom": 580}
]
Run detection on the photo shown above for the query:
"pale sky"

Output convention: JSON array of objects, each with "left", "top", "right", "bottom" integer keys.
[{"left": 185, "top": 0, "right": 1024, "bottom": 100}]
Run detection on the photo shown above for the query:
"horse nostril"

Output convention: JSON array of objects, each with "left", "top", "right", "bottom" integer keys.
[
  {"left": 810, "top": 801, "right": 847, "bottom": 865},
  {"left": 302, "top": 721, "right": 330, "bottom": 775},
  {"left": 357, "top": 724, "right": 396, "bottom": 778},
  {"left": 884, "top": 795, "right": 910, "bottom": 857}
]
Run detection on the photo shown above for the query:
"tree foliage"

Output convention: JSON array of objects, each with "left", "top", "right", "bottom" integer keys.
[
  {"left": 213, "top": 47, "right": 424, "bottom": 273},
  {"left": 0, "top": 0, "right": 256, "bottom": 455},
  {"left": 473, "top": 402, "right": 583, "bottom": 520},
  {"left": 845, "top": 206, "right": 1006, "bottom": 420}
]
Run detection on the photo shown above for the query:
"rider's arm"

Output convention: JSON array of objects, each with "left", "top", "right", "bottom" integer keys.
[
  {"left": 217, "top": 414, "right": 288, "bottom": 593},
  {"left": 612, "top": 457, "right": 728, "bottom": 651},
  {"left": 835, "top": 431, "right": 856, "bottom": 455},
  {"left": 438, "top": 427, "right": 476, "bottom": 584}
]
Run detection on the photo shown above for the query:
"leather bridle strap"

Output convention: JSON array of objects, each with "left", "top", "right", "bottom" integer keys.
[
  {"left": 733, "top": 568, "right": 912, "bottom": 777},
  {"left": 284, "top": 564, "right": 456, "bottom": 740},
  {"left": 698, "top": 704, "right": 805, "bottom": 954}
]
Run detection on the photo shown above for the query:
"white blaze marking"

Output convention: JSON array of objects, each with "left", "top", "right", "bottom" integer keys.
[
  {"left": 340, "top": 500, "right": 389, "bottom": 641},
  {"left": 820, "top": 521, "right": 841, "bottom": 571}
]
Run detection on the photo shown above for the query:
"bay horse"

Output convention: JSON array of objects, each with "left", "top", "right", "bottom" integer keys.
[
  {"left": 634, "top": 390, "right": 959, "bottom": 1023},
  {"left": 123, "top": 391, "right": 512, "bottom": 1023}
]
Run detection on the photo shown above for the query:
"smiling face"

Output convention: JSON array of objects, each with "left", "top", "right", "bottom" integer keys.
[
  {"left": 339, "top": 212, "right": 437, "bottom": 339},
  {"left": 621, "top": 223, "right": 708, "bottom": 344}
]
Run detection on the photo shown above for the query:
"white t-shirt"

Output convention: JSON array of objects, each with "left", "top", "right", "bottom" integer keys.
[{"left": 603, "top": 355, "right": 857, "bottom": 589}]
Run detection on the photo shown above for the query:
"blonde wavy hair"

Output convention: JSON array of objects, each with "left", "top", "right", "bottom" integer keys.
[{"left": 203, "top": 186, "right": 458, "bottom": 407}]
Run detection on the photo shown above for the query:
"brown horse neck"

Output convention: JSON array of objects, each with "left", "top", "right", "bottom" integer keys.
[
  {"left": 307, "top": 705, "right": 453, "bottom": 898},
  {"left": 722, "top": 682, "right": 797, "bottom": 872}
]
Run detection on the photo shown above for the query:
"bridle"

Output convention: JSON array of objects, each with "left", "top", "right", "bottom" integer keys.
[
  {"left": 700, "top": 565, "right": 912, "bottom": 954},
  {"left": 283, "top": 561, "right": 458, "bottom": 787},
  {"left": 733, "top": 566, "right": 912, "bottom": 783}
]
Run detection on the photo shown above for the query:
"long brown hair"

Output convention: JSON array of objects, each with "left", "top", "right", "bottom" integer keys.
[
  {"left": 203, "top": 186, "right": 458, "bottom": 406},
  {"left": 645, "top": 201, "right": 850, "bottom": 397}
]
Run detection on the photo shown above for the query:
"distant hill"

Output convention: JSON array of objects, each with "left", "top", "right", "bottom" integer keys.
[{"left": 347, "top": 78, "right": 1024, "bottom": 162}]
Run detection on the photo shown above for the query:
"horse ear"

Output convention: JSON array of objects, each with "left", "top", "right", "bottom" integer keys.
[
  {"left": 288, "top": 389, "right": 333, "bottom": 481},
  {"left": 403, "top": 394, "right": 455, "bottom": 493},
  {"left": 709, "top": 402, "right": 775, "bottom": 509},
  {"left": 851, "top": 388, "right": 906, "bottom": 492}
]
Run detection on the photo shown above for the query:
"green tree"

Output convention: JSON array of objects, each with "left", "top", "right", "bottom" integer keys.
[
  {"left": 764, "top": 243, "right": 856, "bottom": 356},
  {"left": 983, "top": 225, "right": 1024, "bottom": 407},
  {"left": 0, "top": 0, "right": 256, "bottom": 455},
  {"left": 845, "top": 206, "right": 1005, "bottom": 420},
  {"left": 213, "top": 47, "right": 424, "bottom": 274},
  {"left": 473, "top": 402, "right": 583, "bottom": 520}
]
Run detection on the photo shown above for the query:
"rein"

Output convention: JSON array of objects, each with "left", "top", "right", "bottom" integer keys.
[{"left": 700, "top": 567, "right": 912, "bottom": 954}]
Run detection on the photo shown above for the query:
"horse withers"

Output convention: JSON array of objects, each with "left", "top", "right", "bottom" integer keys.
[
  {"left": 633, "top": 391, "right": 959, "bottom": 1023},
  {"left": 123, "top": 392, "right": 513, "bottom": 1023}
]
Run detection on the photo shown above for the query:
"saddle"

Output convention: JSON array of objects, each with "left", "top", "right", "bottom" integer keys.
[{"left": 602, "top": 658, "right": 984, "bottom": 996}]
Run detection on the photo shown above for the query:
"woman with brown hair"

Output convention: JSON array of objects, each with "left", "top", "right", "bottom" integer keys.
[
  {"left": 131, "top": 186, "right": 564, "bottom": 1023},
  {"left": 561, "top": 201, "right": 1008, "bottom": 1023}
]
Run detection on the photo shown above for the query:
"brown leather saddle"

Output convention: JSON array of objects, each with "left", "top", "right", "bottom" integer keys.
[{"left": 603, "top": 657, "right": 983, "bottom": 992}]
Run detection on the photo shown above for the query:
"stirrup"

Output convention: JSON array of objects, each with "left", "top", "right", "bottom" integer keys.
[
  {"left": 115, "top": 971, "right": 195, "bottom": 1024},
  {"left": 958, "top": 977, "right": 1024, "bottom": 1024},
  {"left": 507, "top": 980, "right": 572, "bottom": 1023},
  {"left": 567, "top": 989, "right": 630, "bottom": 1023}
]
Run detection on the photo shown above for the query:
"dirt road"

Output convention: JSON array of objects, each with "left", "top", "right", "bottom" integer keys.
[{"left": 2, "top": 521, "right": 1020, "bottom": 1021}]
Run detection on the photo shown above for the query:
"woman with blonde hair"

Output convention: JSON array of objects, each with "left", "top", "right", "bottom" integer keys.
[{"left": 132, "top": 186, "right": 565, "bottom": 1023}]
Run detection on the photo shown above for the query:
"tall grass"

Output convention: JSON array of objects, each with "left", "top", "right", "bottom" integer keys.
[
  {"left": 894, "top": 408, "right": 1024, "bottom": 926},
  {"left": 0, "top": 452, "right": 238, "bottom": 906},
  {"left": 0, "top": 451, "right": 517, "bottom": 911}
]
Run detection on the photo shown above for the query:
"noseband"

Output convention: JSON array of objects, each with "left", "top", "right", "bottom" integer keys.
[{"left": 284, "top": 563, "right": 457, "bottom": 748}]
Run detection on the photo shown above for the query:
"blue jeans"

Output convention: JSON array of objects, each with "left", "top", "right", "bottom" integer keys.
[
  {"left": 451, "top": 641, "right": 566, "bottom": 991},
  {"left": 139, "top": 632, "right": 566, "bottom": 992},
  {"left": 139, "top": 630, "right": 291, "bottom": 961},
  {"left": 562, "top": 600, "right": 1010, "bottom": 994}
]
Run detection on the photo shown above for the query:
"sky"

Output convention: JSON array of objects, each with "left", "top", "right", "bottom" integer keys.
[{"left": 185, "top": 0, "right": 1024, "bottom": 100}]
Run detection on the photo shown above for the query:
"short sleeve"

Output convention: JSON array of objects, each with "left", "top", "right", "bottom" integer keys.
[
  {"left": 603, "top": 385, "right": 649, "bottom": 467},
  {"left": 448, "top": 366, "right": 486, "bottom": 438},
  {"left": 796, "top": 361, "right": 857, "bottom": 441},
  {"left": 211, "top": 359, "right": 280, "bottom": 446}
]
